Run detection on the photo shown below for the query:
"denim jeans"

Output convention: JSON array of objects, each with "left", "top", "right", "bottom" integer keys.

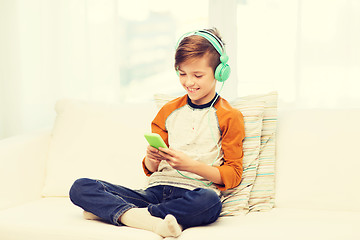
[{"left": 69, "top": 178, "right": 222, "bottom": 229}]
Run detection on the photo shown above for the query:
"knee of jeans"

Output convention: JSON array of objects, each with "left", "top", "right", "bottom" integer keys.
[
  {"left": 69, "top": 178, "right": 95, "bottom": 204},
  {"left": 191, "top": 188, "right": 221, "bottom": 210}
]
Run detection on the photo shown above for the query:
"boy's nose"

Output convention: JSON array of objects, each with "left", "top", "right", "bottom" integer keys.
[{"left": 185, "top": 77, "right": 195, "bottom": 86}]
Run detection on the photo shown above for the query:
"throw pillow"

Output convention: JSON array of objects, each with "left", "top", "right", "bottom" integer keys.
[
  {"left": 240, "top": 92, "right": 278, "bottom": 212},
  {"left": 42, "top": 99, "right": 156, "bottom": 197},
  {"left": 220, "top": 99, "right": 264, "bottom": 216}
]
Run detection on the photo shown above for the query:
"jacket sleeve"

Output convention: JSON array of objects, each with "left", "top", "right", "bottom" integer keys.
[{"left": 214, "top": 108, "right": 245, "bottom": 191}]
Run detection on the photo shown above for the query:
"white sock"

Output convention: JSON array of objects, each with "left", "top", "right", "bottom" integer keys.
[
  {"left": 119, "top": 208, "right": 182, "bottom": 238},
  {"left": 83, "top": 211, "right": 102, "bottom": 220}
]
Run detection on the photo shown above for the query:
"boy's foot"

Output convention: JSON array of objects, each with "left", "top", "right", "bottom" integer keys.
[
  {"left": 154, "top": 214, "right": 182, "bottom": 238},
  {"left": 120, "top": 208, "right": 182, "bottom": 238}
]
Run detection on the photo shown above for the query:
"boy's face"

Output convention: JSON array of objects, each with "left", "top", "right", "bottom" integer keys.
[{"left": 177, "top": 55, "right": 216, "bottom": 105}]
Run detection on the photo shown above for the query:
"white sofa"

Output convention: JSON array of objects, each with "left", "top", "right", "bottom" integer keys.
[{"left": 0, "top": 99, "right": 359, "bottom": 240}]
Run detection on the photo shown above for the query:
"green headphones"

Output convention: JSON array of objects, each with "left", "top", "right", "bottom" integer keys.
[{"left": 175, "top": 29, "right": 231, "bottom": 82}]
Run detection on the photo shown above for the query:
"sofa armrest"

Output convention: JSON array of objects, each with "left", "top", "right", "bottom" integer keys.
[{"left": 0, "top": 129, "right": 51, "bottom": 210}]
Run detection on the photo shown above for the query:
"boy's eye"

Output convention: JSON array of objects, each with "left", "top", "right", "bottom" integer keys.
[
  {"left": 195, "top": 75, "right": 203, "bottom": 78},
  {"left": 179, "top": 73, "right": 186, "bottom": 76}
]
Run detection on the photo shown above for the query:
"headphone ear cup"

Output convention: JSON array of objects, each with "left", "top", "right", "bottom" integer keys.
[{"left": 215, "top": 63, "right": 231, "bottom": 82}]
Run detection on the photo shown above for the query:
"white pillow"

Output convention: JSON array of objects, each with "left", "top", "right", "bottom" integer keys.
[{"left": 42, "top": 99, "right": 157, "bottom": 197}]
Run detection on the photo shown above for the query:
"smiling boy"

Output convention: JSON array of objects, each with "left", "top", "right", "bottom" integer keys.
[{"left": 70, "top": 28, "right": 245, "bottom": 238}]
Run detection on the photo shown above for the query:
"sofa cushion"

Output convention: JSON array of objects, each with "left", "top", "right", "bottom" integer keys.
[
  {"left": 42, "top": 99, "right": 157, "bottom": 197},
  {"left": 275, "top": 109, "right": 360, "bottom": 211},
  {"left": 0, "top": 198, "right": 358, "bottom": 240},
  {"left": 177, "top": 208, "right": 360, "bottom": 240},
  {"left": 0, "top": 198, "right": 162, "bottom": 240}
]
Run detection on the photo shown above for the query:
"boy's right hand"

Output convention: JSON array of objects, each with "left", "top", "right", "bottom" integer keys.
[{"left": 144, "top": 145, "right": 163, "bottom": 173}]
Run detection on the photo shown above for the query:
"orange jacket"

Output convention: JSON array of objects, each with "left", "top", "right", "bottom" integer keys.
[{"left": 142, "top": 95, "right": 244, "bottom": 191}]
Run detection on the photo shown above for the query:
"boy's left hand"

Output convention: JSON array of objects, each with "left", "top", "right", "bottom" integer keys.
[{"left": 158, "top": 147, "right": 198, "bottom": 172}]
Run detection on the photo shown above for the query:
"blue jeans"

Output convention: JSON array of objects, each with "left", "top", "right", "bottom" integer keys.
[{"left": 69, "top": 178, "right": 222, "bottom": 229}]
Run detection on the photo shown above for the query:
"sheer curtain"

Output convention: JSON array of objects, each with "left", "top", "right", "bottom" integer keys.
[{"left": 0, "top": 0, "right": 122, "bottom": 138}]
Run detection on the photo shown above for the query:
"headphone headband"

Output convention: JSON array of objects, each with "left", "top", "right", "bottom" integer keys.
[{"left": 175, "top": 30, "right": 225, "bottom": 55}]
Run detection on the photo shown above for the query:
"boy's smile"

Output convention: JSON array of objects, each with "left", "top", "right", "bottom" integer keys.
[
  {"left": 186, "top": 86, "right": 200, "bottom": 93},
  {"left": 178, "top": 55, "right": 216, "bottom": 105}
]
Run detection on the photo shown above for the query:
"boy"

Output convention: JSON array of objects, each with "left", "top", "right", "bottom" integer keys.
[{"left": 70, "top": 28, "right": 245, "bottom": 238}]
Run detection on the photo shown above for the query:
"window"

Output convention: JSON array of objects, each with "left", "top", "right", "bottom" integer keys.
[
  {"left": 236, "top": 0, "right": 360, "bottom": 108},
  {"left": 116, "top": 0, "right": 209, "bottom": 102},
  {"left": 237, "top": 0, "right": 299, "bottom": 105}
]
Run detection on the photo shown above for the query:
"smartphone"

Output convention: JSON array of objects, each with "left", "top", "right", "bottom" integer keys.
[{"left": 144, "top": 133, "right": 168, "bottom": 150}]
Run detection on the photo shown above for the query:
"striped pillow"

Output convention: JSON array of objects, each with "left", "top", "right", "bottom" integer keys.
[
  {"left": 239, "top": 92, "right": 278, "bottom": 212},
  {"left": 220, "top": 99, "right": 265, "bottom": 216}
]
